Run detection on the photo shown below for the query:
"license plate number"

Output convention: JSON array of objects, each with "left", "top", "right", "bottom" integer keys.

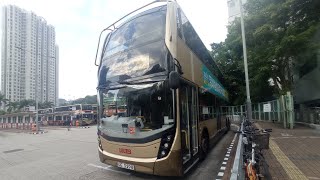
[{"left": 117, "top": 162, "right": 135, "bottom": 170}]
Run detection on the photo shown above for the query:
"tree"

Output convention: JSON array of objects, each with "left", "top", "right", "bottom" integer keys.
[
  {"left": 18, "top": 99, "right": 35, "bottom": 111},
  {"left": 211, "top": 0, "right": 320, "bottom": 104},
  {"left": 0, "top": 94, "right": 9, "bottom": 107},
  {"left": 211, "top": 41, "right": 247, "bottom": 104},
  {"left": 244, "top": 0, "right": 320, "bottom": 95},
  {"left": 38, "top": 101, "right": 54, "bottom": 109},
  {"left": 7, "top": 101, "right": 19, "bottom": 113},
  {"left": 71, "top": 95, "right": 97, "bottom": 105}
]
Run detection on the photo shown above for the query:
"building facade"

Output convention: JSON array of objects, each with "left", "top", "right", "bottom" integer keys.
[
  {"left": 227, "top": 0, "right": 247, "bottom": 24},
  {"left": 1, "top": 5, "right": 59, "bottom": 105}
]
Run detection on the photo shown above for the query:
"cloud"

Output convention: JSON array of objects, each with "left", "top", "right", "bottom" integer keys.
[{"left": 1, "top": 0, "right": 228, "bottom": 100}]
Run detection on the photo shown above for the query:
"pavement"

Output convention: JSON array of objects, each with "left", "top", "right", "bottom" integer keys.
[
  {"left": 0, "top": 125, "right": 237, "bottom": 180},
  {"left": 256, "top": 121, "right": 320, "bottom": 180}
]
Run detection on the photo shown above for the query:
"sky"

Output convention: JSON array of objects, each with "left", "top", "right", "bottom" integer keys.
[{"left": 0, "top": 0, "right": 228, "bottom": 100}]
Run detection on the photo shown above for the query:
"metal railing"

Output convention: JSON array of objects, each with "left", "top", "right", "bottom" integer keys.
[
  {"left": 223, "top": 92, "right": 295, "bottom": 129},
  {"left": 230, "top": 120, "right": 244, "bottom": 180}
]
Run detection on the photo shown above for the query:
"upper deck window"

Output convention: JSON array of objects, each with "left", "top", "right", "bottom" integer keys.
[
  {"left": 99, "top": 6, "right": 167, "bottom": 81},
  {"left": 103, "top": 6, "right": 167, "bottom": 59}
]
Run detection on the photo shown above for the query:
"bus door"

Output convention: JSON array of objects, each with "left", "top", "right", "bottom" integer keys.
[{"left": 179, "top": 82, "right": 199, "bottom": 173}]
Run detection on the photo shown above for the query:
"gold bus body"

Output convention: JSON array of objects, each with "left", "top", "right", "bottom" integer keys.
[{"left": 98, "top": 1, "right": 228, "bottom": 176}]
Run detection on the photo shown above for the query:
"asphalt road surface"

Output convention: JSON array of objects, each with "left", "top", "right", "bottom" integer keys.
[{"left": 0, "top": 125, "right": 237, "bottom": 180}]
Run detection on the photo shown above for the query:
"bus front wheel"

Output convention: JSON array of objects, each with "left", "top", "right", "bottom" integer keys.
[{"left": 200, "top": 131, "right": 209, "bottom": 160}]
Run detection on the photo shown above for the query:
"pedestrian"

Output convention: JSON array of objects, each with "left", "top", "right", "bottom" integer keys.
[{"left": 67, "top": 121, "right": 71, "bottom": 131}]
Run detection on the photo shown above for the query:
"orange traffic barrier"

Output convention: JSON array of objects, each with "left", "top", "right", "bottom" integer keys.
[{"left": 76, "top": 120, "right": 79, "bottom": 127}]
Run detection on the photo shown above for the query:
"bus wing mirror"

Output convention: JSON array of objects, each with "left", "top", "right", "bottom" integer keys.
[{"left": 169, "top": 71, "right": 180, "bottom": 89}]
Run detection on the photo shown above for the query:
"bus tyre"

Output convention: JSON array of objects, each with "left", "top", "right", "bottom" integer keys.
[{"left": 200, "top": 131, "right": 209, "bottom": 160}]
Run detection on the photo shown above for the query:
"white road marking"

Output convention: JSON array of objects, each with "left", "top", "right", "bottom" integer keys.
[
  {"left": 222, "top": 162, "right": 227, "bottom": 165},
  {"left": 226, "top": 154, "right": 230, "bottom": 157},
  {"left": 218, "top": 172, "right": 224, "bottom": 176},
  {"left": 88, "top": 163, "right": 131, "bottom": 175},
  {"left": 220, "top": 166, "right": 226, "bottom": 170},
  {"left": 224, "top": 158, "right": 229, "bottom": 161}
]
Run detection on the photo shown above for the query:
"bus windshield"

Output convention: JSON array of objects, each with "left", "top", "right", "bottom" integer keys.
[
  {"left": 98, "top": 5, "right": 167, "bottom": 84},
  {"left": 98, "top": 81, "right": 174, "bottom": 140}
]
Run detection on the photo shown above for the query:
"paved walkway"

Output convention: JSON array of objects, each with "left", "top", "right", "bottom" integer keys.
[{"left": 256, "top": 121, "right": 320, "bottom": 180}]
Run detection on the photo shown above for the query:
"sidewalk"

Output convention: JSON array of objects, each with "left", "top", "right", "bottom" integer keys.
[{"left": 256, "top": 121, "right": 320, "bottom": 180}]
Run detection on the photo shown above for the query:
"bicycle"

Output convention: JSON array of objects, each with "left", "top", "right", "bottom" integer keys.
[{"left": 236, "top": 120, "right": 272, "bottom": 180}]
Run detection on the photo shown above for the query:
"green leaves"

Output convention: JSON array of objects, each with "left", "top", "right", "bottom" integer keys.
[{"left": 211, "top": 0, "right": 320, "bottom": 104}]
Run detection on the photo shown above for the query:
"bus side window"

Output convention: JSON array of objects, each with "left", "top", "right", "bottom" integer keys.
[
  {"left": 176, "top": 8, "right": 184, "bottom": 40},
  {"left": 199, "top": 88, "right": 216, "bottom": 121}
]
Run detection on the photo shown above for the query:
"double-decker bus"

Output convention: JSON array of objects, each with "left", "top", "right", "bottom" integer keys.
[
  {"left": 53, "top": 104, "right": 97, "bottom": 126},
  {"left": 95, "top": 1, "right": 230, "bottom": 176},
  {"left": 80, "top": 104, "right": 96, "bottom": 125},
  {"left": 53, "top": 105, "right": 74, "bottom": 126}
]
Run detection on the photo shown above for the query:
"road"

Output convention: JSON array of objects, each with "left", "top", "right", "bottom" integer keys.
[{"left": 0, "top": 125, "right": 237, "bottom": 180}]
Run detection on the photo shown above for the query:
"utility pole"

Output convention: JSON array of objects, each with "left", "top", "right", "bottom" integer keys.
[
  {"left": 35, "top": 53, "right": 39, "bottom": 133},
  {"left": 239, "top": 0, "right": 252, "bottom": 121},
  {"left": 36, "top": 95, "right": 39, "bottom": 132}
]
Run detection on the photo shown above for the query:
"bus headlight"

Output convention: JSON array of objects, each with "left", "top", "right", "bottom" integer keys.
[
  {"left": 160, "top": 150, "right": 166, "bottom": 157},
  {"left": 157, "top": 133, "right": 174, "bottom": 159}
]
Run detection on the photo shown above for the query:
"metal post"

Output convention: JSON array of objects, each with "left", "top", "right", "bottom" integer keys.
[
  {"left": 36, "top": 99, "right": 39, "bottom": 132},
  {"left": 280, "top": 95, "right": 286, "bottom": 128},
  {"left": 287, "top": 91, "right": 294, "bottom": 129},
  {"left": 35, "top": 52, "right": 39, "bottom": 133},
  {"left": 239, "top": 0, "right": 252, "bottom": 121},
  {"left": 277, "top": 99, "right": 281, "bottom": 123},
  {"left": 268, "top": 102, "right": 271, "bottom": 121},
  {"left": 258, "top": 103, "right": 261, "bottom": 120}
]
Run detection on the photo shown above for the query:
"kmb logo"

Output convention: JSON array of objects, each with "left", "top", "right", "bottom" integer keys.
[{"left": 119, "top": 148, "right": 132, "bottom": 154}]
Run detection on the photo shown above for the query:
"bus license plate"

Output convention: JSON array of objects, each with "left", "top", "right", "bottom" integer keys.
[{"left": 117, "top": 162, "right": 135, "bottom": 170}]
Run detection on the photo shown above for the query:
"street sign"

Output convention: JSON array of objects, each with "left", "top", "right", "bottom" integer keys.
[
  {"left": 29, "top": 106, "right": 35, "bottom": 112},
  {"left": 263, "top": 103, "right": 271, "bottom": 112}
]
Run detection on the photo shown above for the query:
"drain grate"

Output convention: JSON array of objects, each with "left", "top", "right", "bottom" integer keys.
[{"left": 3, "top": 149, "right": 24, "bottom": 154}]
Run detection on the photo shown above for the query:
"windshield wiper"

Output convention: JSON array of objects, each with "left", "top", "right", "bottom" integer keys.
[
  {"left": 97, "top": 84, "right": 127, "bottom": 90},
  {"left": 117, "top": 80, "right": 160, "bottom": 85},
  {"left": 117, "top": 74, "right": 166, "bottom": 85}
]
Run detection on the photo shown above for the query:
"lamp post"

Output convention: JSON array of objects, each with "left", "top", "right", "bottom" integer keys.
[{"left": 239, "top": 0, "right": 252, "bottom": 121}]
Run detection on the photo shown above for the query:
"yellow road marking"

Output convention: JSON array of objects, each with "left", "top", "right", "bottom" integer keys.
[
  {"left": 256, "top": 123, "right": 308, "bottom": 180},
  {"left": 269, "top": 140, "right": 308, "bottom": 180}
]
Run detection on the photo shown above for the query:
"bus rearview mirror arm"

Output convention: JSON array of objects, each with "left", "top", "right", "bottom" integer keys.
[
  {"left": 169, "top": 71, "right": 180, "bottom": 89},
  {"left": 174, "top": 58, "right": 183, "bottom": 74}
]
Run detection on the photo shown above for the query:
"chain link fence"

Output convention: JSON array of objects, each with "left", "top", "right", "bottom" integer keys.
[{"left": 223, "top": 92, "right": 296, "bottom": 129}]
